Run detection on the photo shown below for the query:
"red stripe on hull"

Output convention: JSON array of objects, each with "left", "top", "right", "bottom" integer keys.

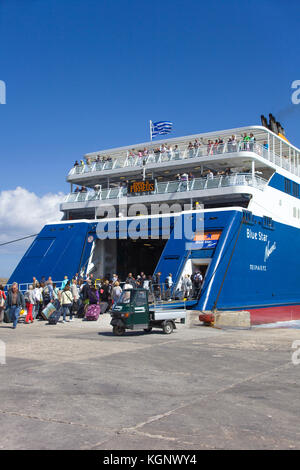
[{"left": 249, "top": 305, "right": 300, "bottom": 325}]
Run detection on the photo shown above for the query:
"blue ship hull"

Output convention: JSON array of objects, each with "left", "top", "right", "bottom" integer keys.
[{"left": 7, "top": 209, "right": 300, "bottom": 324}]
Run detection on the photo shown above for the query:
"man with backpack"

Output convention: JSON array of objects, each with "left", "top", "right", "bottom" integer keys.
[
  {"left": 192, "top": 271, "right": 203, "bottom": 299},
  {"left": 41, "top": 282, "right": 53, "bottom": 308}
]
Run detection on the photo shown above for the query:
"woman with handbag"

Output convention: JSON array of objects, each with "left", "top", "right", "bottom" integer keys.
[
  {"left": 0, "top": 285, "right": 6, "bottom": 323},
  {"left": 61, "top": 285, "right": 74, "bottom": 323}
]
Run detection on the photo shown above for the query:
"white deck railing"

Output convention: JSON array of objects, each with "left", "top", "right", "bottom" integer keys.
[
  {"left": 63, "top": 173, "right": 267, "bottom": 204},
  {"left": 68, "top": 141, "right": 300, "bottom": 179}
]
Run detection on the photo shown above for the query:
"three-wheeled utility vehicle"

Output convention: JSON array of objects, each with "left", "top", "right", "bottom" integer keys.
[{"left": 110, "top": 288, "right": 184, "bottom": 336}]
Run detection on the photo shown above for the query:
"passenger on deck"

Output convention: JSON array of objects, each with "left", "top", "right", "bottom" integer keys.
[
  {"left": 181, "top": 173, "right": 189, "bottom": 190},
  {"left": 228, "top": 135, "right": 237, "bottom": 152},
  {"left": 206, "top": 169, "right": 214, "bottom": 179},
  {"left": 207, "top": 140, "right": 213, "bottom": 155},
  {"left": 217, "top": 138, "right": 224, "bottom": 153},
  {"left": 242, "top": 133, "right": 250, "bottom": 151},
  {"left": 187, "top": 142, "right": 194, "bottom": 158},
  {"left": 249, "top": 133, "right": 256, "bottom": 151},
  {"left": 174, "top": 144, "right": 180, "bottom": 159}
]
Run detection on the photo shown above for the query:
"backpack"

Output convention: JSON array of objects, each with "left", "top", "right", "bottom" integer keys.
[
  {"left": 42, "top": 286, "right": 50, "bottom": 302},
  {"left": 88, "top": 289, "right": 98, "bottom": 304}
]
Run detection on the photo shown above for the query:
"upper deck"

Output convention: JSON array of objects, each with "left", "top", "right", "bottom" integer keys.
[{"left": 67, "top": 125, "right": 300, "bottom": 187}]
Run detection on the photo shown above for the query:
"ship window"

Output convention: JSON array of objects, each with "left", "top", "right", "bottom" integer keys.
[
  {"left": 284, "top": 178, "right": 291, "bottom": 194},
  {"left": 292, "top": 182, "right": 299, "bottom": 198},
  {"left": 293, "top": 207, "right": 297, "bottom": 218}
]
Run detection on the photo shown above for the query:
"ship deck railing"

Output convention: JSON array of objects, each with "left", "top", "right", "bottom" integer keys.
[
  {"left": 68, "top": 141, "right": 300, "bottom": 179},
  {"left": 63, "top": 173, "right": 268, "bottom": 204},
  {"left": 5, "top": 280, "right": 66, "bottom": 294}
]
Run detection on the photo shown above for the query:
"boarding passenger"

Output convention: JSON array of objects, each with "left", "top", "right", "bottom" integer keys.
[
  {"left": 165, "top": 273, "right": 173, "bottom": 301},
  {"left": 61, "top": 285, "right": 74, "bottom": 323},
  {"left": 0, "top": 285, "right": 6, "bottom": 323},
  {"left": 112, "top": 282, "right": 122, "bottom": 304},
  {"left": 5, "top": 283, "right": 25, "bottom": 329},
  {"left": 24, "top": 285, "right": 35, "bottom": 324}
]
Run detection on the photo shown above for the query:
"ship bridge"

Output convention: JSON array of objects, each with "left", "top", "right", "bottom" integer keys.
[{"left": 61, "top": 125, "right": 300, "bottom": 220}]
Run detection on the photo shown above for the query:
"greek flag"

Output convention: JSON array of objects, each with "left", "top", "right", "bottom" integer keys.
[{"left": 150, "top": 120, "right": 173, "bottom": 139}]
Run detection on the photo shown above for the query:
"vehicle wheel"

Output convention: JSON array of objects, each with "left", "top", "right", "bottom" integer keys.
[
  {"left": 113, "top": 325, "right": 125, "bottom": 336},
  {"left": 144, "top": 327, "right": 152, "bottom": 333},
  {"left": 163, "top": 321, "right": 174, "bottom": 335}
]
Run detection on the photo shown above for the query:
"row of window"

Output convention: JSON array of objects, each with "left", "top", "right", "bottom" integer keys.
[{"left": 284, "top": 178, "right": 300, "bottom": 198}]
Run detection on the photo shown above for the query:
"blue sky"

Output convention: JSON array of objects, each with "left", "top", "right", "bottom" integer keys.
[{"left": 0, "top": 0, "right": 299, "bottom": 276}]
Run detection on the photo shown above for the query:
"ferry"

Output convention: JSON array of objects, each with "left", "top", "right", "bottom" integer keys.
[{"left": 7, "top": 122, "right": 300, "bottom": 324}]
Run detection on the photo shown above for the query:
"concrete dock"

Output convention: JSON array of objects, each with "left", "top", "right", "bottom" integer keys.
[{"left": 0, "top": 315, "right": 299, "bottom": 450}]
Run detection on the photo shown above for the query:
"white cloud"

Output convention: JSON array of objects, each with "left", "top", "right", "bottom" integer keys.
[{"left": 0, "top": 187, "right": 64, "bottom": 277}]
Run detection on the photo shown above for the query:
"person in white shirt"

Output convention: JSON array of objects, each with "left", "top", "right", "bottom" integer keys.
[
  {"left": 61, "top": 285, "right": 74, "bottom": 322},
  {"left": 33, "top": 283, "right": 42, "bottom": 319}
]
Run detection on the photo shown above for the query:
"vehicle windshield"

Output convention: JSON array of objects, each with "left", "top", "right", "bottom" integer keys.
[{"left": 118, "top": 289, "right": 132, "bottom": 304}]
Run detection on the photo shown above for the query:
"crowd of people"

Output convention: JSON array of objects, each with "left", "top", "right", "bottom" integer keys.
[
  {"left": 0, "top": 270, "right": 204, "bottom": 329},
  {"left": 72, "top": 133, "right": 267, "bottom": 171},
  {"left": 69, "top": 133, "right": 267, "bottom": 197}
]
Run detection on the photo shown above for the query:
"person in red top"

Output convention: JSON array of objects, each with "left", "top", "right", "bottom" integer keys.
[{"left": 0, "top": 285, "right": 7, "bottom": 323}]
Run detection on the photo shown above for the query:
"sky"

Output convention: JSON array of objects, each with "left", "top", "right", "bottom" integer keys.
[{"left": 0, "top": 0, "right": 300, "bottom": 276}]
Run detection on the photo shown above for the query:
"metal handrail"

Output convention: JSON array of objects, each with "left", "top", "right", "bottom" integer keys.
[
  {"left": 63, "top": 173, "right": 267, "bottom": 204},
  {"left": 68, "top": 141, "right": 300, "bottom": 178}
]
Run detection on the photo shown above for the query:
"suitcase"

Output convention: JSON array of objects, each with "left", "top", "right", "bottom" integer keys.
[
  {"left": 99, "top": 301, "right": 109, "bottom": 313},
  {"left": 77, "top": 303, "right": 89, "bottom": 318},
  {"left": 85, "top": 304, "right": 100, "bottom": 321},
  {"left": 4, "top": 308, "right": 11, "bottom": 323},
  {"left": 48, "top": 304, "right": 62, "bottom": 325},
  {"left": 41, "top": 301, "right": 57, "bottom": 320}
]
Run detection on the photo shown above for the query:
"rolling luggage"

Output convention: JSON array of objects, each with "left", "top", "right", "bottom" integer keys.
[
  {"left": 99, "top": 301, "right": 109, "bottom": 313},
  {"left": 48, "top": 304, "right": 62, "bottom": 325},
  {"left": 78, "top": 302, "right": 89, "bottom": 318},
  {"left": 84, "top": 304, "right": 100, "bottom": 321},
  {"left": 77, "top": 303, "right": 86, "bottom": 318},
  {"left": 41, "top": 301, "right": 57, "bottom": 320},
  {"left": 4, "top": 308, "right": 11, "bottom": 323}
]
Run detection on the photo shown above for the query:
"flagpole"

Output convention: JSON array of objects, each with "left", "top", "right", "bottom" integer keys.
[{"left": 149, "top": 120, "right": 152, "bottom": 141}]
